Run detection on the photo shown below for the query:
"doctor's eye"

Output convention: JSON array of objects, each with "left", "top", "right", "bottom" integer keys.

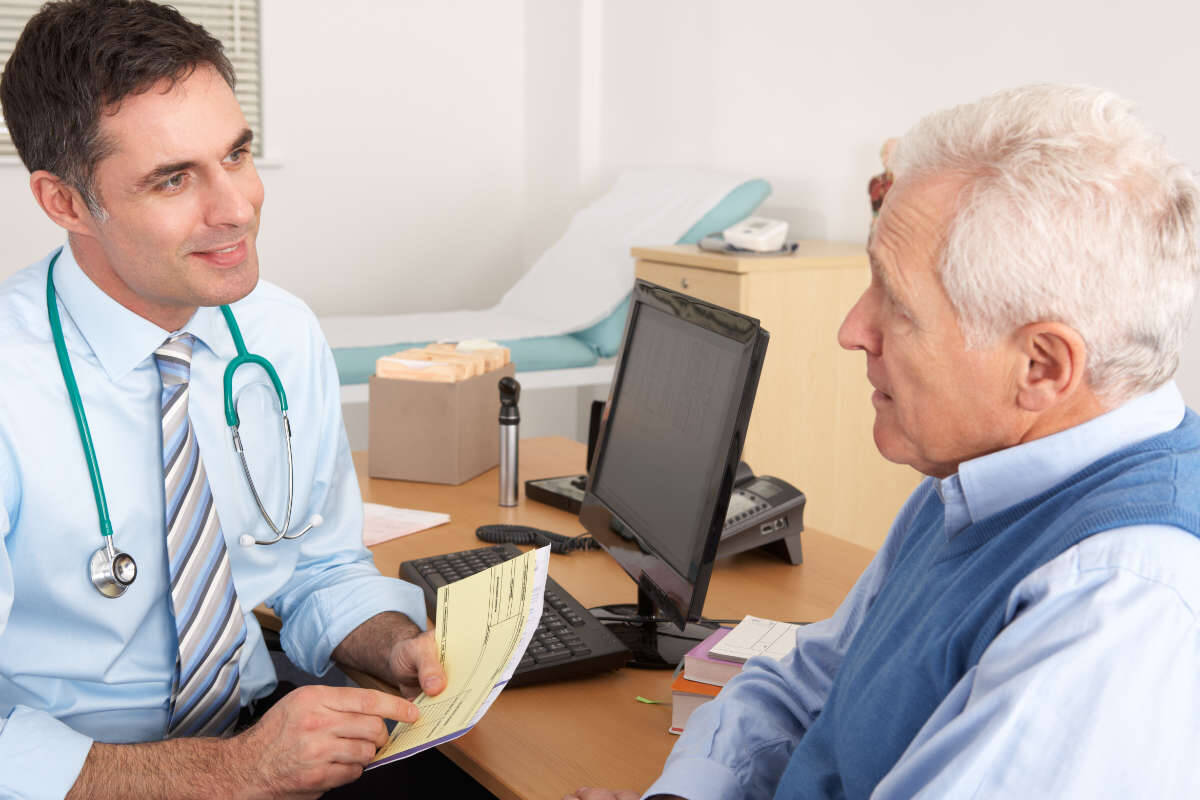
[
  {"left": 158, "top": 173, "right": 187, "bottom": 191},
  {"left": 225, "top": 146, "right": 251, "bottom": 165}
]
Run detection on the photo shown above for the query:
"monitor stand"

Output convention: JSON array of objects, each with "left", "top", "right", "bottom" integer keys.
[{"left": 591, "top": 588, "right": 718, "bottom": 669}]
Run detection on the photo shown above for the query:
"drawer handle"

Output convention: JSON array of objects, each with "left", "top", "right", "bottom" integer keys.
[{"left": 680, "top": 278, "right": 689, "bottom": 290}]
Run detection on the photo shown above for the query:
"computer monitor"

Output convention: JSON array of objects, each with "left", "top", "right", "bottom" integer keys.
[{"left": 579, "top": 279, "right": 769, "bottom": 667}]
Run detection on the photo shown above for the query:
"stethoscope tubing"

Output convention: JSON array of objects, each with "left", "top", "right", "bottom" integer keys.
[
  {"left": 47, "top": 251, "right": 115, "bottom": 541},
  {"left": 47, "top": 247, "right": 315, "bottom": 597}
]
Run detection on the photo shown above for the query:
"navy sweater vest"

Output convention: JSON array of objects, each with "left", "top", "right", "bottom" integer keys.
[{"left": 772, "top": 410, "right": 1200, "bottom": 800}]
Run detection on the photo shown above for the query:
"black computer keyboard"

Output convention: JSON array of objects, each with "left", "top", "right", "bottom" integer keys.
[{"left": 399, "top": 543, "right": 631, "bottom": 686}]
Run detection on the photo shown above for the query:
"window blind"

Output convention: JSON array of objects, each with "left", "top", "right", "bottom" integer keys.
[{"left": 0, "top": 0, "right": 262, "bottom": 158}]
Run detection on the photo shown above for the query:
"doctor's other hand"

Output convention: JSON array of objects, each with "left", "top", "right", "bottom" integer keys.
[
  {"left": 387, "top": 626, "right": 446, "bottom": 699},
  {"left": 331, "top": 611, "right": 446, "bottom": 700},
  {"left": 233, "top": 684, "right": 416, "bottom": 798}
]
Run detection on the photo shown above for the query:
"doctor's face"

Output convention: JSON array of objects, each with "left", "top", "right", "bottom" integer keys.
[{"left": 73, "top": 63, "right": 264, "bottom": 331}]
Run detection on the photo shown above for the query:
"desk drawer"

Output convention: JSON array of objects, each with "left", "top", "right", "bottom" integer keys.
[{"left": 635, "top": 260, "right": 744, "bottom": 311}]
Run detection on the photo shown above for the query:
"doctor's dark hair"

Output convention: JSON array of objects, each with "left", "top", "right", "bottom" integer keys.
[{"left": 0, "top": 0, "right": 235, "bottom": 215}]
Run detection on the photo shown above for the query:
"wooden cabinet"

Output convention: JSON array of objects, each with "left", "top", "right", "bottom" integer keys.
[{"left": 632, "top": 244, "right": 920, "bottom": 551}]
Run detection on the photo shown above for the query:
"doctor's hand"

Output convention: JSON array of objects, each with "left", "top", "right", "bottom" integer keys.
[
  {"left": 386, "top": 625, "right": 445, "bottom": 699},
  {"left": 233, "top": 684, "right": 416, "bottom": 798},
  {"left": 332, "top": 610, "right": 447, "bottom": 699}
]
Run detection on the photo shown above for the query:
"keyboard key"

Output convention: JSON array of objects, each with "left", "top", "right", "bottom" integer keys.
[{"left": 399, "top": 543, "right": 631, "bottom": 686}]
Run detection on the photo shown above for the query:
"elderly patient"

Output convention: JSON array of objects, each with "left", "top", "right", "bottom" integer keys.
[{"left": 568, "top": 84, "right": 1200, "bottom": 800}]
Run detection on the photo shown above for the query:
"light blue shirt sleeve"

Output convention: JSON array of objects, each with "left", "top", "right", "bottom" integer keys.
[
  {"left": 874, "top": 524, "right": 1200, "bottom": 799},
  {"left": 647, "top": 384, "right": 1197, "bottom": 799},
  {"left": 0, "top": 437, "right": 94, "bottom": 799},
  {"left": 259, "top": 319, "right": 428, "bottom": 677},
  {"left": 644, "top": 482, "right": 934, "bottom": 800}
]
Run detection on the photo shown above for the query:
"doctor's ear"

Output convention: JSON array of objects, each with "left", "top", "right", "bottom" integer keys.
[
  {"left": 1014, "top": 322, "right": 1088, "bottom": 413},
  {"left": 29, "top": 170, "right": 99, "bottom": 234}
]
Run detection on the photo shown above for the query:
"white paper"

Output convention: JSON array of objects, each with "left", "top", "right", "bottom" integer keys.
[
  {"left": 708, "top": 615, "right": 801, "bottom": 664},
  {"left": 368, "top": 546, "right": 549, "bottom": 767},
  {"left": 362, "top": 502, "right": 450, "bottom": 547}
]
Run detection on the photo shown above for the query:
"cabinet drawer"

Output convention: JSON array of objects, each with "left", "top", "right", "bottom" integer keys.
[{"left": 635, "top": 260, "right": 744, "bottom": 311}]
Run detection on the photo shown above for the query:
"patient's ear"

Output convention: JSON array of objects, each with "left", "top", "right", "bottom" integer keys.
[
  {"left": 1014, "top": 322, "right": 1088, "bottom": 413},
  {"left": 30, "top": 170, "right": 96, "bottom": 235}
]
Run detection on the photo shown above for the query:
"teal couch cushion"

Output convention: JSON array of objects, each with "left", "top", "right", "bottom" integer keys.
[
  {"left": 568, "top": 177, "right": 771, "bottom": 357},
  {"left": 333, "top": 334, "right": 597, "bottom": 386}
]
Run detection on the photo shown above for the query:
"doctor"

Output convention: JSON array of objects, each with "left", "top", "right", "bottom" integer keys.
[{"left": 0, "top": 1, "right": 447, "bottom": 798}]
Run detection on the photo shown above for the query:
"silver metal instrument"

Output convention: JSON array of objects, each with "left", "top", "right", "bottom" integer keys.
[{"left": 498, "top": 377, "right": 521, "bottom": 506}]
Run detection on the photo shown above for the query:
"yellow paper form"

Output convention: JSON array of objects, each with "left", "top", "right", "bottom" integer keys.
[{"left": 368, "top": 546, "right": 549, "bottom": 768}]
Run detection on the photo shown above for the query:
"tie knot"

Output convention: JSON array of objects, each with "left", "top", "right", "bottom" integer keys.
[{"left": 155, "top": 333, "right": 195, "bottom": 387}]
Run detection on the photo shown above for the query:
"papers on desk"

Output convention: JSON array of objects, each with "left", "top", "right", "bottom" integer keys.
[
  {"left": 707, "top": 615, "right": 802, "bottom": 664},
  {"left": 362, "top": 502, "right": 450, "bottom": 546},
  {"left": 368, "top": 546, "right": 549, "bottom": 768}
]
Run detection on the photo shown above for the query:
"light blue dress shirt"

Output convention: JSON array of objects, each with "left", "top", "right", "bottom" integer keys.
[
  {"left": 0, "top": 244, "right": 427, "bottom": 799},
  {"left": 647, "top": 381, "right": 1200, "bottom": 799}
]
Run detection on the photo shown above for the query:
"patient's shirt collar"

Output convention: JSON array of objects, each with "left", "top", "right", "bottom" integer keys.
[{"left": 934, "top": 381, "right": 1185, "bottom": 539}]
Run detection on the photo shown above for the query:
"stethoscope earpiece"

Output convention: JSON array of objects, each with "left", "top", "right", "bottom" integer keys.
[{"left": 240, "top": 514, "right": 323, "bottom": 547}]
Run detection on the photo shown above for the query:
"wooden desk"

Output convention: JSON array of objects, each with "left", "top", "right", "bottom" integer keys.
[{"left": 355, "top": 437, "right": 875, "bottom": 799}]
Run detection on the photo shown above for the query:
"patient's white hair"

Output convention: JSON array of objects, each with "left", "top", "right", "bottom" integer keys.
[{"left": 890, "top": 84, "right": 1200, "bottom": 406}]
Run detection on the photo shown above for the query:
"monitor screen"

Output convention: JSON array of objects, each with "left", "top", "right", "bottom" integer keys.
[{"left": 580, "top": 280, "right": 768, "bottom": 631}]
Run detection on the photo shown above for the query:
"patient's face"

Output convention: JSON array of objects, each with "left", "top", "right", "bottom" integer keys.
[{"left": 837, "top": 176, "right": 1024, "bottom": 478}]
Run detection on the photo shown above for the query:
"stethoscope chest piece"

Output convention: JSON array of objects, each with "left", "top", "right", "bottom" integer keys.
[{"left": 90, "top": 540, "right": 137, "bottom": 598}]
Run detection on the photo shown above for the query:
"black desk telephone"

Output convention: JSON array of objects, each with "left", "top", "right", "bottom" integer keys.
[{"left": 526, "top": 458, "right": 806, "bottom": 566}]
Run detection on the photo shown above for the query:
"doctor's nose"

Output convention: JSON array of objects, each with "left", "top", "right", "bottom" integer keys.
[{"left": 205, "top": 169, "right": 260, "bottom": 230}]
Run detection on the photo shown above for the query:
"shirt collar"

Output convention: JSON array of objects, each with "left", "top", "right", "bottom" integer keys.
[
  {"left": 51, "top": 240, "right": 237, "bottom": 381},
  {"left": 937, "top": 381, "right": 1186, "bottom": 538}
]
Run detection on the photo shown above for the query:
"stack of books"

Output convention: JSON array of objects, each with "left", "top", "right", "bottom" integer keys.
[{"left": 670, "top": 617, "right": 802, "bottom": 734}]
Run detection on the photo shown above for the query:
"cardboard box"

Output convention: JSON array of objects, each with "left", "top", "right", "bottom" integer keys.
[{"left": 367, "top": 363, "right": 516, "bottom": 484}]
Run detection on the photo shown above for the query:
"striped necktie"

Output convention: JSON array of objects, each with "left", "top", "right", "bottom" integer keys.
[{"left": 155, "top": 333, "right": 247, "bottom": 738}]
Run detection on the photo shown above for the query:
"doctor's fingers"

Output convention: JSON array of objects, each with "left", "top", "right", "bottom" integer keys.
[
  {"left": 391, "top": 629, "right": 447, "bottom": 698},
  {"left": 306, "top": 684, "right": 419, "bottom": 723},
  {"left": 260, "top": 686, "right": 416, "bottom": 747}
]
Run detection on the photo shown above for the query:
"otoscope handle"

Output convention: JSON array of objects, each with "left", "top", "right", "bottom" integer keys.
[{"left": 498, "top": 377, "right": 520, "bottom": 506}]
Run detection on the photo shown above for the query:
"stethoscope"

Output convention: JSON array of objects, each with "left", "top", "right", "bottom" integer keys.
[{"left": 47, "top": 249, "right": 321, "bottom": 598}]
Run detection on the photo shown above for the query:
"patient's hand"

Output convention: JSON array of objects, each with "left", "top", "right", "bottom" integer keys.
[{"left": 562, "top": 789, "right": 644, "bottom": 800}]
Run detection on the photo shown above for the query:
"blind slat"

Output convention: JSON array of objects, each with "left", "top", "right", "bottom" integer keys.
[{"left": 0, "top": 1, "right": 263, "bottom": 156}]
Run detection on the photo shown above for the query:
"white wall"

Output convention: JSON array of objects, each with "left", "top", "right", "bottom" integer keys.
[
  {"left": 255, "top": 0, "right": 529, "bottom": 314},
  {"left": 595, "top": 0, "right": 1200, "bottom": 405},
  {"left": 0, "top": 0, "right": 534, "bottom": 317},
  {"left": 0, "top": 0, "right": 1196, "bottom": 404}
]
